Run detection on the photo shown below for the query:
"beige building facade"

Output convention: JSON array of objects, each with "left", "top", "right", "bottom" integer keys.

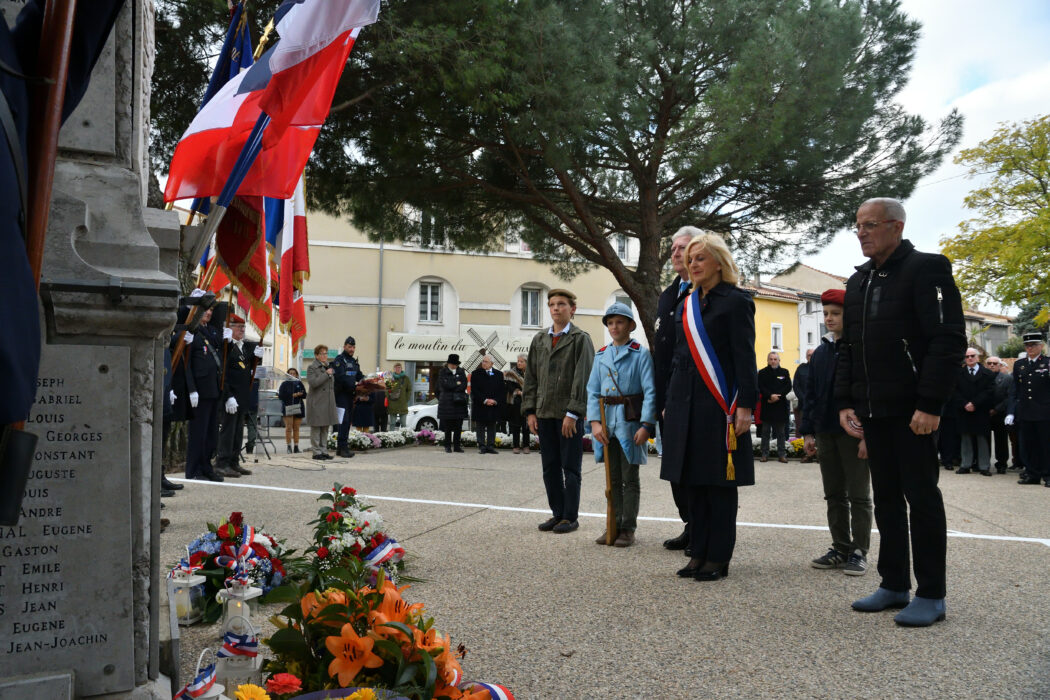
[{"left": 299, "top": 213, "right": 647, "bottom": 401}]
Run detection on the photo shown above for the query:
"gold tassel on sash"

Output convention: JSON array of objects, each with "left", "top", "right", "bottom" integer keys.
[{"left": 726, "top": 420, "right": 737, "bottom": 481}]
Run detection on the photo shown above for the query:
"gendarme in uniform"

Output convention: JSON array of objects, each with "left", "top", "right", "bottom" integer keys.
[{"left": 1009, "top": 332, "right": 1050, "bottom": 487}]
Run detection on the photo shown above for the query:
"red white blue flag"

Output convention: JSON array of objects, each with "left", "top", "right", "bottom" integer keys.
[
  {"left": 164, "top": 0, "right": 380, "bottom": 203},
  {"left": 682, "top": 289, "right": 739, "bottom": 479},
  {"left": 216, "top": 630, "right": 259, "bottom": 658}
]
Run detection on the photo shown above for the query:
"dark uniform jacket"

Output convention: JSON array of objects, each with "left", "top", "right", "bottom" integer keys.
[
  {"left": 186, "top": 324, "right": 223, "bottom": 400},
  {"left": 834, "top": 240, "right": 967, "bottom": 418},
  {"left": 220, "top": 340, "right": 258, "bottom": 407},
  {"left": 331, "top": 351, "right": 360, "bottom": 403},
  {"left": 954, "top": 364, "right": 995, "bottom": 433},
  {"left": 661, "top": 283, "right": 758, "bottom": 487},
  {"left": 801, "top": 335, "right": 842, "bottom": 437},
  {"left": 1009, "top": 355, "right": 1050, "bottom": 421},
  {"left": 470, "top": 367, "right": 504, "bottom": 423},
  {"left": 653, "top": 277, "right": 692, "bottom": 417},
  {"left": 793, "top": 362, "right": 811, "bottom": 409},
  {"left": 0, "top": 0, "right": 124, "bottom": 425},
  {"left": 991, "top": 371, "right": 1013, "bottom": 416},
  {"left": 437, "top": 366, "right": 469, "bottom": 421},
  {"left": 757, "top": 365, "right": 792, "bottom": 423}
]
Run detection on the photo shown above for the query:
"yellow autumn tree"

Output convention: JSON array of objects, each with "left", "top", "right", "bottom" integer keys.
[{"left": 941, "top": 115, "right": 1050, "bottom": 323}]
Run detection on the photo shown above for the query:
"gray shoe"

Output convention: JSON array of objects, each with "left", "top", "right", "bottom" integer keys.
[
  {"left": 852, "top": 587, "right": 910, "bottom": 612},
  {"left": 843, "top": 550, "right": 868, "bottom": 576},
  {"left": 894, "top": 597, "right": 946, "bottom": 627},
  {"left": 811, "top": 548, "right": 848, "bottom": 569}
]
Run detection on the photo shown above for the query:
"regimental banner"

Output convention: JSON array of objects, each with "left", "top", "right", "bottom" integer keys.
[{"left": 386, "top": 326, "right": 534, "bottom": 371}]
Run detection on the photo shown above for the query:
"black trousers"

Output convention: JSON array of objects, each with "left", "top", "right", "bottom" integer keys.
[
  {"left": 476, "top": 421, "right": 496, "bottom": 450},
  {"left": 863, "top": 416, "right": 947, "bottom": 600},
  {"left": 536, "top": 417, "right": 583, "bottom": 522},
  {"left": 508, "top": 421, "right": 524, "bottom": 448},
  {"left": 990, "top": 415, "right": 1009, "bottom": 469},
  {"left": 1018, "top": 419, "right": 1050, "bottom": 481},
  {"left": 441, "top": 419, "right": 462, "bottom": 450},
  {"left": 937, "top": 413, "right": 961, "bottom": 466},
  {"left": 660, "top": 419, "right": 690, "bottom": 526},
  {"left": 336, "top": 395, "right": 354, "bottom": 448},
  {"left": 185, "top": 397, "right": 219, "bottom": 479},
  {"left": 216, "top": 409, "right": 246, "bottom": 469},
  {"left": 686, "top": 484, "right": 738, "bottom": 564}
]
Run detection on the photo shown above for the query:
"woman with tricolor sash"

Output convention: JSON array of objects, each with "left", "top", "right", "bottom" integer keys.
[{"left": 660, "top": 234, "right": 757, "bottom": 581}]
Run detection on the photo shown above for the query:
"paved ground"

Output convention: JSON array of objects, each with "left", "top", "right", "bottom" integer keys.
[{"left": 161, "top": 443, "right": 1050, "bottom": 699}]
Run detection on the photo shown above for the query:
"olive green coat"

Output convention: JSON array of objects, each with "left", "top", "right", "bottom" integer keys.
[
  {"left": 522, "top": 323, "right": 595, "bottom": 420},
  {"left": 387, "top": 373, "right": 412, "bottom": 414}
]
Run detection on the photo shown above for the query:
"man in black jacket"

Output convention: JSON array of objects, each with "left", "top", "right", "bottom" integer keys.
[
  {"left": 653, "top": 227, "right": 695, "bottom": 550},
  {"left": 1008, "top": 333, "right": 1050, "bottom": 486},
  {"left": 835, "top": 197, "right": 966, "bottom": 627},
  {"left": 954, "top": 348, "right": 995, "bottom": 476},
  {"left": 757, "top": 352, "right": 792, "bottom": 463},
  {"left": 215, "top": 316, "right": 262, "bottom": 477},
  {"left": 985, "top": 356, "right": 1014, "bottom": 473},
  {"left": 332, "top": 336, "right": 361, "bottom": 458}
]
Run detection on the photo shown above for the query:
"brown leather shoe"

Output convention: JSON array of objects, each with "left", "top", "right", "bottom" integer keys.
[
  {"left": 760, "top": 456, "right": 768, "bottom": 463},
  {"left": 777, "top": 456, "right": 788, "bottom": 464},
  {"left": 595, "top": 531, "right": 611, "bottom": 545},
  {"left": 613, "top": 530, "right": 635, "bottom": 547}
]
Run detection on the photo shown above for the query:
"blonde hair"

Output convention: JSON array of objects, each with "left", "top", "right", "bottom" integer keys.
[{"left": 684, "top": 234, "right": 739, "bottom": 287}]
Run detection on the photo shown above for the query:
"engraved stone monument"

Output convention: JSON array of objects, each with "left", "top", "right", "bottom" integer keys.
[{"left": 0, "top": 1, "right": 184, "bottom": 697}]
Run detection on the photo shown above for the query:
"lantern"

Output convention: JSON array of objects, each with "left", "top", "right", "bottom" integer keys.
[
  {"left": 215, "top": 616, "right": 263, "bottom": 690},
  {"left": 175, "top": 650, "right": 229, "bottom": 700},
  {"left": 217, "top": 581, "right": 262, "bottom": 636},
  {"left": 169, "top": 570, "right": 207, "bottom": 626}
]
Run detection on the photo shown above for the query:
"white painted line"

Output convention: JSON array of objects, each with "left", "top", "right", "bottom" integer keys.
[{"left": 169, "top": 478, "right": 1050, "bottom": 548}]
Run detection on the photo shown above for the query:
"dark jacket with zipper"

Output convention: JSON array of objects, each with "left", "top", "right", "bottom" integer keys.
[
  {"left": 801, "top": 334, "right": 842, "bottom": 436},
  {"left": 834, "top": 239, "right": 967, "bottom": 419}
]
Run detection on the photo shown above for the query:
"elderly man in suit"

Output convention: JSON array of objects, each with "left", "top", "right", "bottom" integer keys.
[
  {"left": 954, "top": 348, "right": 995, "bottom": 476},
  {"left": 985, "top": 356, "right": 1014, "bottom": 474}
]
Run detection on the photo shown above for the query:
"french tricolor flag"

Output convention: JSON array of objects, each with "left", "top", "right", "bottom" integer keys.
[
  {"left": 278, "top": 176, "right": 310, "bottom": 327},
  {"left": 164, "top": 0, "right": 380, "bottom": 203}
]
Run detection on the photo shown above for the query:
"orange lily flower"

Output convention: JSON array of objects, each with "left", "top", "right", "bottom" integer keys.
[
  {"left": 433, "top": 635, "right": 464, "bottom": 688},
  {"left": 368, "top": 586, "right": 423, "bottom": 638},
  {"left": 325, "top": 623, "right": 384, "bottom": 687},
  {"left": 301, "top": 591, "right": 323, "bottom": 620},
  {"left": 411, "top": 626, "right": 444, "bottom": 656}
]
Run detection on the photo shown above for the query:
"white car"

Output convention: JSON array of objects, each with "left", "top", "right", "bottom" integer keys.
[{"left": 405, "top": 399, "right": 470, "bottom": 432}]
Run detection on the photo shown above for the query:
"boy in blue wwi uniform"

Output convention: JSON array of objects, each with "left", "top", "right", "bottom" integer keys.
[{"left": 587, "top": 303, "right": 657, "bottom": 547}]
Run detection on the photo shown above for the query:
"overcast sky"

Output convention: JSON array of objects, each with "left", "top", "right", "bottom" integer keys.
[{"left": 804, "top": 0, "right": 1050, "bottom": 311}]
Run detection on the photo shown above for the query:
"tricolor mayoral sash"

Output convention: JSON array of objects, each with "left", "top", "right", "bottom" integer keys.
[{"left": 682, "top": 289, "right": 739, "bottom": 480}]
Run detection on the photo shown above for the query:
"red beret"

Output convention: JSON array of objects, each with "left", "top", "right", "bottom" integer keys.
[
  {"left": 820, "top": 289, "right": 845, "bottom": 306},
  {"left": 229, "top": 314, "right": 246, "bottom": 325}
]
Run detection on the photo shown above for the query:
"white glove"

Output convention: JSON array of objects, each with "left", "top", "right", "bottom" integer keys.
[
  {"left": 254, "top": 346, "right": 264, "bottom": 359},
  {"left": 223, "top": 327, "right": 233, "bottom": 341},
  {"left": 182, "top": 331, "right": 194, "bottom": 344},
  {"left": 189, "top": 288, "right": 206, "bottom": 298},
  {"left": 1004, "top": 414, "right": 1014, "bottom": 426},
  {"left": 169, "top": 390, "right": 176, "bottom": 404},
  {"left": 225, "top": 397, "right": 238, "bottom": 414},
  {"left": 189, "top": 392, "right": 199, "bottom": 408}
]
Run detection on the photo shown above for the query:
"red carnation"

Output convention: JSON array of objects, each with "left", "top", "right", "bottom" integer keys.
[
  {"left": 326, "top": 511, "right": 343, "bottom": 523},
  {"left": 266, "top": 672, "right": 302, "bottom": 695},
  {"left": 271, "top": 558, "right": 285, "bottom": 576},
  {"left": 363, "top": 521, "right": 370, "bottom": 527},
  {"left": 217, "top": 523, "right": 238, "bottom": 540},
  {"left": 350, "top": 543, "right": 362, "bottom": 555},
  {"left": 229, "top": 512, "right": 244, "bottom": 527},
  {"left": 250, "top": 542, "right": 270, "bottom": 559},
  {"left": 316, "top": 546, "right": 329, "bottom": 559},
  {"left": 374, "top": 533, "right": 386, "bottom": 544},
  {"left": 341, "top": 486, "right": 356, "bottom": 495},
  {"left": 335, "top": 500, "right": 347, "bottom": 509}
]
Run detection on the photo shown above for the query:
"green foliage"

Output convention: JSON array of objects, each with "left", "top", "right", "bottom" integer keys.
[
  {"left": 1012, "top": 299, "right": 1050, "bottom": 336},
  {"left": 941, "top": 115, "right": 1050, "bottom": 309},
  {"left": 997, "top": 335, "right": 1024, "bottom": 360},
  {"left": 151, "top": 0, "right": 960, "bottom": 341}
]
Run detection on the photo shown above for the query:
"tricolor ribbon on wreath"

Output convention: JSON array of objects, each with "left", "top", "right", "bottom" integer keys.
[
  {"left": 168, "top": 552, "right": 205, "bottom": 579},
  {"left": 682, "top": 289, "right": 739, "bottom": 480},
  {"left": 362, "top": 537, "right": 405, "bottom": 569},
  {"left": 216, "top": 629, "right": 259, "bottom": 659},
  {"left": 175, "top": 663, "right": 216, "bottom": 699},
  {"left": 216, "top": 525, "right": 259, "bottom": 585},
  {"left": 462, "top": 682, "right": 515, "bottom": 700}
]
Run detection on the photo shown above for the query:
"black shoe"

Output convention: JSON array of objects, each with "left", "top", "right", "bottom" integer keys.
[
  {"left": 996, "top": 468, "right": 1007, "bottom": 474},
  {"left": 487, "top": 447, "right": 500, "bottom": 454},
  {"left": 979, "top": 470, "right": 992, "bottom": 477},
  {"left": 232, "top": 464, "right": 252, "bottom": 475},
  {"left": 663, "top": 528, "right": 690, "bottom": 550},
  {"left": 1044, "top": 482, "right": 1050, "bottom": 488},
  {"left": 676, "top": 562, "right": 702, "bottom": 578},
  {"left": 294, "top": 445, "right": 300, "bottom": 453},
  {"left": 205, "top": 472, "right": 224, "bottom": 482},
  {"left": 694, "top": 563, "right": 729, "bottom": 581},
  {"left": 337, "top": 448, "right": 352, "bottom": 458},
  {"left": 445, "top": 447, "right": 452, "bottom": 453},
  {"left": 1018, "top": 475, "right": 1041, "bottom": 485},
  {"left": 956, "top": 467, "right": 971, "bottom": 475},
  {"left": 478, "top": 449, "right": 486, "bottom": 454},
  {"left": 453, "top": 447, "right": 464, "bottom": 453},
  {"left": 538, "top": 517, "right": 560, "bottom": 532},
  {"left": 552, "top": 519, "right": 579, "bottom": 534},
  {"left": 161, "top": 489, "right": 175, "bottom": 498},
  {"left": 320, "top": 453, "right": 334, "bottom": 460},
  {"left": 218, "top": 466, "right": 241, "bottom": 478},
  {"left": 312, "top": 454, "right": 326, "bottom": 460},
  {"left": 162, "top": 477, "right": 183, "bottom": 491},
  {"left": 943, "top": 464, "right": 955, "bottom": 471},
  {"left": 287, "top": 445, "right": 293, "bottom": 454}
]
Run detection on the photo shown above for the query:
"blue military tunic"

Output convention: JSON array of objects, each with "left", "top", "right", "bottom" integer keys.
[{"left": 585, "top": 339, "right": 656, "bottom": 465}]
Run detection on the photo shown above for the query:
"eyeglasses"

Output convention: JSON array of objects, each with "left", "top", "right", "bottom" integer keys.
[
  {"left": 855, "top": 219, "right": 899, "bottom": 233},
  {"left": 964, "top": 354, "right": 978, "bottom": 358}
]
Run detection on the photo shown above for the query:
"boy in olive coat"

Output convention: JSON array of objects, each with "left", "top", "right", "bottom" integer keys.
[
  {"left": 587, "top": 303, "right": 656, "bottom": 547},
  {"left": 523, "top": 289, "right": 595, "bottom": 534}
]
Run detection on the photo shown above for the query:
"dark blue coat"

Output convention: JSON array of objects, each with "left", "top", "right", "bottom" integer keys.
[
  {"left": 661, "top": 283, "right": 758, "bottom": 487},
  {"left": 278, "top": 379, "right": 306, "bottom": 416},
  {"left": 331, "top": 351, "right": 360, "bottom": 403},
  {"left": 800, "top": 336, "right": 842, "bottom": 436},
  {"left": 470, "top": 367, "right": 504, "bottom": 423},
  {"left": 0, "top": 1, "right": 124, "bottom": 426}
]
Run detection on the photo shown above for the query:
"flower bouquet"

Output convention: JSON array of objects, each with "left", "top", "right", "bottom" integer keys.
[
  {"left": 307, "top": 484, "right": 408, "bottom": 587},
  {"left": 172, "top": 512, "right": 297, "bottom": 623},
  {"left": 356, "top": 374, "right": 389, "bottom": 397},
  {"left": 261, "top": 564, "right": 513, "bottom": 699}
]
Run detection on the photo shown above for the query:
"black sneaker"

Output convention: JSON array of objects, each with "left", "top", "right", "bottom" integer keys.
[
  {"left": 552, "top": 519, "right": 579, "bottom": 534},
  {"left": 538, "top": 517, "right": 560, "bottom": 532},
  {"left": 811, "top": 548, "right": 848, "bottom": 569},
  {"left": 844, "top": 550, "right": 868, "bottom": 576}
]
